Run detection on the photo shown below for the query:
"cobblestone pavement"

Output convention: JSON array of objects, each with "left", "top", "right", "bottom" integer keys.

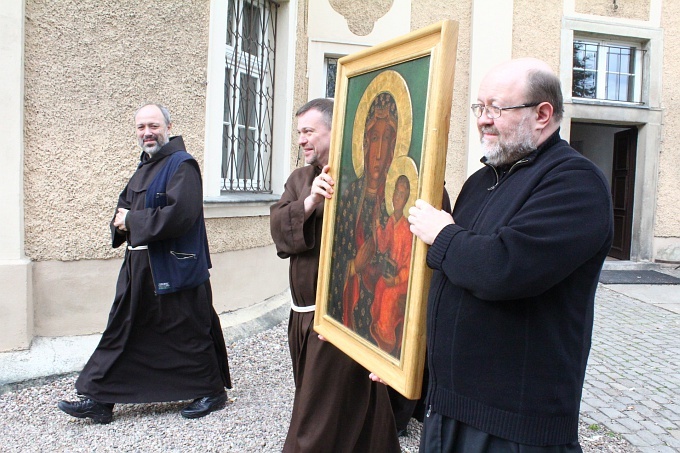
[
  {"left": 1, "top": 272, "right": 678, "bottom": 451},
  {"left": 580, "top": 281, "right": 680, "bottom": 452}
]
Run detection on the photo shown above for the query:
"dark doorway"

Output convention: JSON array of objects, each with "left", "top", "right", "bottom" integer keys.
[
  {"left": 609, "top": 128, "right": 637, "bottom": 260},
  {"left": 569, "top": 122, "right": 638, "bottom": 260}
]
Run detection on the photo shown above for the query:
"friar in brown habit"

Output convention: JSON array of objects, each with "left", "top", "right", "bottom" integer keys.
[
  {"left": 270, "top": 98, "right": 400, "bottom": 453},
  {"left": 57, "top": 103, "right": 231, "bottom": 424}
]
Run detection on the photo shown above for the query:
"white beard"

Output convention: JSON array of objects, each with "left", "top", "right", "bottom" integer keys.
[{"left": 145, "top": 144, "right": 161, "bottom": 156}]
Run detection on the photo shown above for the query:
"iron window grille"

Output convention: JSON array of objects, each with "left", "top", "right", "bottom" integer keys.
[{"left": 222, "top": 0, "right": 278, "bottom": 193}]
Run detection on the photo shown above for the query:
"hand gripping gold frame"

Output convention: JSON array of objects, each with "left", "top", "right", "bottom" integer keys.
[{"left": 314, "top": 20, "right": 458, "bottom": 399}]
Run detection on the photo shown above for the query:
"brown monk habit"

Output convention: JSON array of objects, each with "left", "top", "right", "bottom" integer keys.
[
  {"left": 75, "top": 136, "right": 231, "bottom": 403},
  {"left": 270, "top": 164, "right": 400, "bottom": 453}
]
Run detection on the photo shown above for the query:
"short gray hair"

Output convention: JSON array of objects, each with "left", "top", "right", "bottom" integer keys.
[
  {"left": 525, "top": 70, "right": 564, "bottom": 122},
  {"left": 134, "top": 103, "right": 172, "bottom": 126},
  {"left": 295, "top": 98, "right": 333, "bottom": 130}
]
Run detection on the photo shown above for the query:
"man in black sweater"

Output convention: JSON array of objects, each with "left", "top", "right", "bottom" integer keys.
[{"left": 408, "top": 58, "right": 613, "bottom": 451}]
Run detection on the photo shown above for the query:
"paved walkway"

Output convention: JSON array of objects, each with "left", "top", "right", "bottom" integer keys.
[
  {"left": 581, "top": 280, "right": 680, "bottom": 452},
  {"left": 1, "top": 271, "right": 679, "bottom": 451}
]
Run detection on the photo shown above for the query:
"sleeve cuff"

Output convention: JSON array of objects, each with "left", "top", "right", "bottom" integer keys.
[{"left": 426, "top": 224, "right": 459, "bottom": 270}]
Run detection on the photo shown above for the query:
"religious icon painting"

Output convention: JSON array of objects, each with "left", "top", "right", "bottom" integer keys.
[{"left": 314, "top": 20, "right": 459, "bottom": 399}]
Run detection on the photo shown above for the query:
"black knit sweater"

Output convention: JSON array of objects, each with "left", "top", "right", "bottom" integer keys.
[{"left": 425, "top": 130, "right": 613, "bottom": 445}]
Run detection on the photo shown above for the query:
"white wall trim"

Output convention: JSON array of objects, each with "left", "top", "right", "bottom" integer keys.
[
  {"left": 0, "top": 0, "right": 26, "bottom": 261},
  {"left": 0, "top": 0, "right": 32, "bottom": 352},
  {"left": 307, "top": 40, "right": 371, "bottom": 99},
  {"left": 466, "top": 0, "right": 514, "bottom": 176}
]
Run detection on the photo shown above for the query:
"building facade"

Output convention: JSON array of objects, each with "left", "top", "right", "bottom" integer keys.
[{"left": 1, "top": 0, "right": 677, "bottom": 352}]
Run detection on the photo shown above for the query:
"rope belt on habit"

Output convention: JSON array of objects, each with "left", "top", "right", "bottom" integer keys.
[
  {"left": 127, "top": 245, "right": 149, "bottom": 251},
  {"left": 290, "top": 300, "right": 316, "bottom": 313}
]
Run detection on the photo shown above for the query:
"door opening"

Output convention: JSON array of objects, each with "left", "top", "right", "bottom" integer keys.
[{"left": 569, "top": 122, "right": 638, "bottom": 260}]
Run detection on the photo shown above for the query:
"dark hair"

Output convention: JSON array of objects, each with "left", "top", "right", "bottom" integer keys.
[
  {"left": 134, "top": 103, "right": 172, "bottom": 126},
  {"left": 396, "top": 174, "right": 410, "bottom": 192},
  {"left": 296, "top": 98, "right": 334, "bottom": 129},
  {"left": 526, "top": 70, "right": 564, "bottom": 122}
]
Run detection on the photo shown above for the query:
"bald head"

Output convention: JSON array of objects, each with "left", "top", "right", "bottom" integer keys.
[
  {"left": 481, "top": 58, "right": 563, "bottom": 124},
  {"left": 475, "top": 58, "right": 564, "bottom": 164},
  {"left": 489, "top": 57, "right": 554, "bottom": 77}
]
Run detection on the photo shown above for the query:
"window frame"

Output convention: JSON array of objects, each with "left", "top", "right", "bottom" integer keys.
[
  {"left": 561, "top": 17, "right": 662, "bottom": 109},
  {"left": 203, "top": 0, "right": 295, "bottom": 218},
  {"left": 324, "top": 55, "right": 340, "bottom": 98},
  {"left": 222, "top": 0, "right": 272, "bottom": 192},
  {"left": 572, "top": 35, "right": 645, "bottom": 105}
]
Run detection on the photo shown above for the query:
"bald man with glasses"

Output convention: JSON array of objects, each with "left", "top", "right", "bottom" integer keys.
[{"left": 404, "top": 58, "right": 614, "bottom": 451}]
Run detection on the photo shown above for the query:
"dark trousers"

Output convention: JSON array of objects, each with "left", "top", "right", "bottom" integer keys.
[
  {"left": 387, "top": 387, "right": 418, "bottom": 431},
  {"left": 419, "top": 411, "right": 583, "bottom": 453}
]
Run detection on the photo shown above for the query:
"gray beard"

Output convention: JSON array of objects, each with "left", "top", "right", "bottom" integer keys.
[
  {"left": 140, "top": 134, "right": 169, "bottom": 157},
  {"left": 484, "top": 140, "right": 535, "bottom": 166},
  {"left": 482, "top": 115, "right": 536, "bottom": 166},
  {"left": 145, "top": 145, "right": 161, "bottom": 156}
]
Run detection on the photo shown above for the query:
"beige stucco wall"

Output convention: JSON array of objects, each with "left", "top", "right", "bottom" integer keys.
[
  {"left": 25, "top": 0, "right": 280, "bottom": 261},
  {"left": 206, "top": 216, "right": 274, "bottom": 250},
  {"left": 328, "top": 0, "right": 394, "bottom": 37},
  {"left": 512, "top": 0, "right": 562, "bottom": 69},
  {"left": 657, "top": 0, "right": 680, "bottom": 240},
  {"left": 19, "top": 0, "right": 287, "bottom": 342},
  {"left": 33, "top": 245, "right": 288, "bottom": 337},
  {"left": 24, "top": 0, "right": 209, "bottom": 261},
  {"left": 411, "top": 1, "right": 472, "bottom": 197},
  {"left": 289, "top": 0, "right": 308, "bottom": 171},
  {"left": 24, "top": 0, "right": 271, "bottom": 260},
  {"left": 575, "top": 0, "right": 651, "bottom": 20}
]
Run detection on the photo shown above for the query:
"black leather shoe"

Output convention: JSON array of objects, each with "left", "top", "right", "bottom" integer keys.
[
  {"left": 57, "top": 398, "right": 114, "bottom": 424},
  {"left": 180, "top": 390, "right": 228, "bottom": 419}
]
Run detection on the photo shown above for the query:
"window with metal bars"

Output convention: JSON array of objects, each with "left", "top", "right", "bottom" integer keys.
[
  {"left": 572, "top": 38, "right": 645, "bottom": 104},
  {"left": 325, "top": 56, "right": 338, "bottom": 98},
  {"left": 222, "top": 0, "right": 278, "bottom": 193}
]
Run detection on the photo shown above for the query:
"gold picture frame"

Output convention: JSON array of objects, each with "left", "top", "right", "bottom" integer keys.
[{"left": 314, "top": 20, "right": 458, "bottom": 399}]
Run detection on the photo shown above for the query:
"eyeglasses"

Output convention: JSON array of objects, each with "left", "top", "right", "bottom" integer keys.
[{"left": 470, "top": 102, "right": 540, "bottom": 119}]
